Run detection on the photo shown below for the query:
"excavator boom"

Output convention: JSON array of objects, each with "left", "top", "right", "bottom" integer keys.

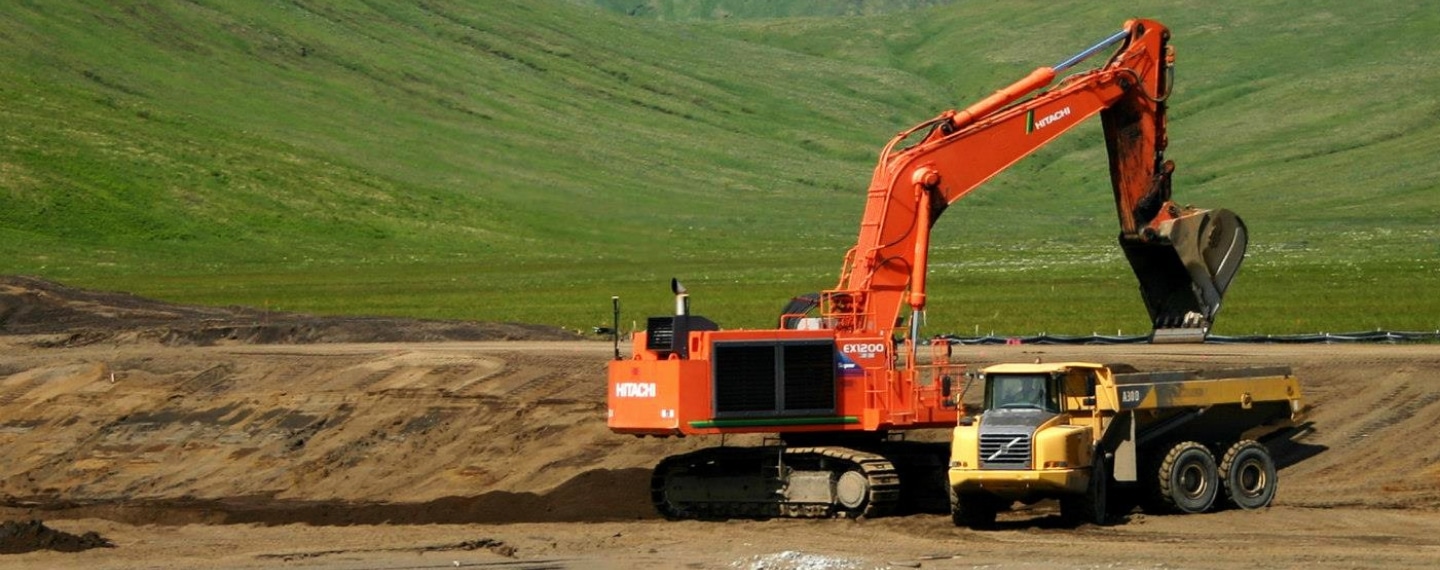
[{"left": 830, "top": 18, "right": 1244, "bottom": 341}]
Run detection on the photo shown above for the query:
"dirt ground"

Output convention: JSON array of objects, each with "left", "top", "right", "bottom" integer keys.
[{"left": 1, "top": 277, "right": 1439, "bottom": 569}]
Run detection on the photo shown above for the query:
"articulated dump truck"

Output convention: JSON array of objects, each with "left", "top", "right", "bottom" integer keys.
[{"left": 948, "top": 362, "right": 1305, "bottom": 528}]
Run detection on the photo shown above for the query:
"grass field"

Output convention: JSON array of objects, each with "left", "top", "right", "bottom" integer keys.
[{"left": 2, "top": 0, "right": 1436, "bottom": 336}]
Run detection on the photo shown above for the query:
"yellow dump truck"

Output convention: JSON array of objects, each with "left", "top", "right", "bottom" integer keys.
[{"left": 948, "top": 362, "right": 1305, "bottom": 527}]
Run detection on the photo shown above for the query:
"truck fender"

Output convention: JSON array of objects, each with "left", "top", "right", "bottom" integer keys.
[{"left": 1098, "top": 411, "right": 1138, "bottom": 482}]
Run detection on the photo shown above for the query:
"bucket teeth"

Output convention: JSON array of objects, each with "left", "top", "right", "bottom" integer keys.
[{"left": 1150, "top": 327, "right": 1209, "bottom": 344}]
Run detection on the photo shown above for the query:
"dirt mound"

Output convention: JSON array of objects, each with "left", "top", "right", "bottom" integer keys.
[
  {"left": 0, "top": 339, "right": 689, "bottom": 526},
  {"left": 0, "top": 276, "right": 580, "bottom": 346},
  {"left": 1, "top": 341, "right": 1437, "bottom": 567},
  {"left": 0, "top": 519, "right": 112, "bottom": 554}
]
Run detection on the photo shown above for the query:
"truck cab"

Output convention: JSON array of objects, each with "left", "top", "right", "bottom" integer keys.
[{"left": 952, "top": 363, "right": 1107, "bottom": 502}]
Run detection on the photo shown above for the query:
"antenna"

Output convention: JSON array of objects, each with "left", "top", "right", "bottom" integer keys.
[{"left": 611, "top": 295, "right": 621, "bottom": 360}]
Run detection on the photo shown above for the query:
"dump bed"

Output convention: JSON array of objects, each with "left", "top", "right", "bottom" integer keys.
[
  {"left": 977, "top": 361, "right": 1305, "bottom": 450},
  {"left": 1106, "top": 365, "right": 1303, "bottom": 416}
]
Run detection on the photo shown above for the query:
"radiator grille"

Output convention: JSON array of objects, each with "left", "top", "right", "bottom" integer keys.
[
  {"left": 713, "top": 340, "right": 835, "bottom": 417},
  {"left": 781, "top": 343, "right": 835, "bottom": 411},
  {"left": 979, "top": 432, "right": 1033, "bottom": 469},
  {"left": 645, "top": 317, "right": 675, "bottom": 351},
  {"left": 714, "top": 344, "right": 777, "bottom": 413}
]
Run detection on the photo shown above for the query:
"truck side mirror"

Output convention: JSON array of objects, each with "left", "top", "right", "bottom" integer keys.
[{"left": 941, "top": 375, "right": 957, "bottom": 408}]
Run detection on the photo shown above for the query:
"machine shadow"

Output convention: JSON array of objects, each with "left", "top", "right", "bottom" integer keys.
[
  {"left": 3, "top": 468, "right": 660, "bottom": 527},
  {"left": 968, "top": 424, "right": 1330, "bottom": 532},
  {"left": 1263, "top": 421, "right": 1329, "bottom": 470}
]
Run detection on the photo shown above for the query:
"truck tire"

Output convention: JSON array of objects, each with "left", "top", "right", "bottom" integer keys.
[
  {"left": 1060, "top": 454, "right": 1109, "bottom": 526},
  {"left": 949, "top": 486, "right": 999, "bottom": 529},
  {"left": 1220, "top": 440, "right": 1277, "bottom": 510},
  {"left": 1157, "top": 441, "right": 1219, "bottom": 514}
]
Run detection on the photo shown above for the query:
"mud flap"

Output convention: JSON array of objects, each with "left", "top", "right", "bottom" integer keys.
[{"left": 1121, "top": 208, "right": 1247, "bottom": 342}]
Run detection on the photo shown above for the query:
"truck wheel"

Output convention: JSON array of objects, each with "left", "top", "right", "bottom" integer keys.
[
  {"left": 1157, "top": 441, "right": 1219, "bottom": 514},
  {"left": 949, "top": 486, "right": 999, "bottom": 529},
  {"left": 1220, "top": 440, "right": 1277, "bottom": 510},
  {"left": 1059, "top": 454, "right": 1109, "bottom": 526}
]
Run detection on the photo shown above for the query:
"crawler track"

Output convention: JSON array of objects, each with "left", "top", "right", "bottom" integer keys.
[{"left": 650, "top": 446, "right": 901, "bottom": 520}]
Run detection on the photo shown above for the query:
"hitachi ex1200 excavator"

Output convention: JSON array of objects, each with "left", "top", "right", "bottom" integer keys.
[{"left": 608, "top": 19, "right": 1248, "bottom": 519}]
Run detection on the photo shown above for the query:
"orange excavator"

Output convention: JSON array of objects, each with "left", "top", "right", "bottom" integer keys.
[{"left": 607, "top": 19, "right": 1247, "bottom": 519}]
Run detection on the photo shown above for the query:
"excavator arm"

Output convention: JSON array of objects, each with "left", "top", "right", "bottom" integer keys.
[{"left": 825, "top": 18, "right": 1245, "bottom": 343}]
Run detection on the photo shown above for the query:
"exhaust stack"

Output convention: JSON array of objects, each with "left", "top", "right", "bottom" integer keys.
[{"left": 672, "top": 278, "right": 690, "bottom": 316}]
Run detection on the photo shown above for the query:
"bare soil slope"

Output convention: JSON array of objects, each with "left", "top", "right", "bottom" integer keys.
[
  {"left": 1, "top": 278, "right": 1438, "bottom": 569},
  {"left": 0, "top": 275, "right": 580, "bottom": 346}
]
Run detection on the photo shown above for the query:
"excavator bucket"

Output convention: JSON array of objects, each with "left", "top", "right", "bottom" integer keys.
[{"left": 1121, "top": 208, "right": 1247, "bottom": 343}]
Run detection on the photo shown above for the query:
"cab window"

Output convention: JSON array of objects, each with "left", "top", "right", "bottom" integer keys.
[{"left": 987, "top": 374, "right": 1060, "bottom": 413}]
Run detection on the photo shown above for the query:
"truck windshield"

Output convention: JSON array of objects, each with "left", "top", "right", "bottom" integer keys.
[{"left": 988, "top": 374, "right": 1059, "bottom": 412}]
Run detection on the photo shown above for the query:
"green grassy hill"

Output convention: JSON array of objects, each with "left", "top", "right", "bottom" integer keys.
[
  {"left": 574, "top": 0, "right": 956, "bottom": 20},
  {"left": 2, "top": 0, "right": 1436, "bottom": 335}
]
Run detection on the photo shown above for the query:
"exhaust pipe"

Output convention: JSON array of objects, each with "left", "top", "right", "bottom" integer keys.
[{"left": 672, "top": 278, "right": 690, "bottom": 316}]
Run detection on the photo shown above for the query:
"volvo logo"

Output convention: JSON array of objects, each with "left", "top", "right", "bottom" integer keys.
[{"left": 987, "top": 436, "right": 1025, "bottom": 461}]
